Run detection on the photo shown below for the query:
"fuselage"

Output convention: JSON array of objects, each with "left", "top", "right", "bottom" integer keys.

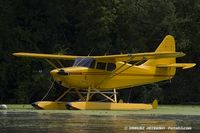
[{"left": 50, "top": 58, "right": 175, "bottom": 90}]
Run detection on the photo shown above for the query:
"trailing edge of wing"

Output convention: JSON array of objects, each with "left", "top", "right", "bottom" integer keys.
[
  {"left": 157, "top": 63, "right": 196, "bottom": 69},
  {"left": 13, "top": 52, "right": 185, "bottom": 62}
]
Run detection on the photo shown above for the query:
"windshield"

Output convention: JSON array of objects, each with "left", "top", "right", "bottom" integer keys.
[{"left": 73, "top": 58, "right": 94, "bottom": 68}]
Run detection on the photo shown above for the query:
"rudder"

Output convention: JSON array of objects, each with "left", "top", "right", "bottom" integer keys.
[{"left": 143, "top": 35, "right": 176, "bottom": 66}]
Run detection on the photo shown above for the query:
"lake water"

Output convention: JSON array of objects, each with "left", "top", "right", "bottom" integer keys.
[{"left": 0, "top": 110, "right": 199, "bottom": 133}]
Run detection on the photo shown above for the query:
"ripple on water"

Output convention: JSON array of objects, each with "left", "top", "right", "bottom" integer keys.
[{"left": 0, "top": 111, "right": 200, "bottom": 133}]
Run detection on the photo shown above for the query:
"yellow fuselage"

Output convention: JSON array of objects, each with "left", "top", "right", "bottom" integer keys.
[{"left": 50, "top": 61, "right": 175, "bottom": 91}]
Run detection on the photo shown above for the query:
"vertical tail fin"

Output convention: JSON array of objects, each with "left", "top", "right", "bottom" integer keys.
[
  {"left": 155, "top": 35, "right": 175, "bottom": 52},
  {"left": 143, "top": 35, "right": 176, "bottom": 77},
  {"left": 144, "top": 35, "right": 176, "bottom": 66}
]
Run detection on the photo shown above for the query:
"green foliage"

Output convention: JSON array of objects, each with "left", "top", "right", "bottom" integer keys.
[{"left": 0, "top": 0, "right": 199, "bottom": 104}]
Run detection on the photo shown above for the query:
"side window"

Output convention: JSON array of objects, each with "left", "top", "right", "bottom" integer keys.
[
  {"left": 96, "top": 62, "right": 106, "bottom": 70},
  {"left": 107, "top": 63, "right": 116, "bottom": 71},
  {"left": 89, "top": 60, "right": 96, "bottom": 68}
]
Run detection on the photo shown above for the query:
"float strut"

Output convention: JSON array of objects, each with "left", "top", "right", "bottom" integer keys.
[
  {"left": 86, "top": 87, "right": 91, "bottom": 101},
  {"left": 114, "top": 88, "right": 117, "bottom": 103}
]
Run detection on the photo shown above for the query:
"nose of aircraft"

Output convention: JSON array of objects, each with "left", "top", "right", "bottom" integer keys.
[{"left": 50, "top": 69, "right": 58, "bottom": 76}]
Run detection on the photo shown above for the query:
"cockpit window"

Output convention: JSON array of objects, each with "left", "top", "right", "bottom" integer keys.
[
  {"left": 89, "top": 60, "right": 96, "bottom": 68},
  {"left": 96, "top": 62, "right": 106, "bottom": 70},
  {"left": 73, "top": 58, "right": 94, "bottom": 68},
  {"left": 107, "top": 63, "right": 116, "bottom": 71},
  {"left": 73, "top": 58, "right": 115, "bottom": 71}
]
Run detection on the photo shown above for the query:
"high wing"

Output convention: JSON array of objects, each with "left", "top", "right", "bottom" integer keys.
[{"left": 13, "top": 52, "right": 185, "bottom": 62}]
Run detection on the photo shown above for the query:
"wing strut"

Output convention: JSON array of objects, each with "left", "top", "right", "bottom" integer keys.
[
  {"left": 56, "top": 60, "right": 64, "bottom": 68},
  {"left": 45, "top": 59, "right": 58, "bottom": 68}
]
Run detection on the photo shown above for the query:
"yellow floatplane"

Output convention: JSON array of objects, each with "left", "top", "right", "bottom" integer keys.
[{"left": 13, "top": 35, "right": 195, "bottom": 110}]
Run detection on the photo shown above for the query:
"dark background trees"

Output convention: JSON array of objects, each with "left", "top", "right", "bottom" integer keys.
[{"left": 0, "top": 0, "right": 199, "bottom": 104}]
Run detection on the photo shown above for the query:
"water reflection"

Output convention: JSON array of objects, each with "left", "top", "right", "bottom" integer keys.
[{"left": 0, "top": 111, "right": 199, "bottom": 133}]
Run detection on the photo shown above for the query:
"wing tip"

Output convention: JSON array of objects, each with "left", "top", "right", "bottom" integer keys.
[
  {"left": 182, "top": 63, "right": 196, "bottom": 69},
  {"left": 12, "top": 53, "right": 18, "bottom": 56},
  {"left": 12, "top": 52, "right": 25, "bottom": 57}
]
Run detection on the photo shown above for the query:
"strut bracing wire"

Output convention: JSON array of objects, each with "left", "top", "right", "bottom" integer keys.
[{"left": 41, "top": 79, "right": 55, "bottom": 101}]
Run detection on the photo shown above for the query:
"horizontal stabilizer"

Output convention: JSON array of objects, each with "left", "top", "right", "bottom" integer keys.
[{"left": 157, "top": 63, "right": 196, "bottom": 69}]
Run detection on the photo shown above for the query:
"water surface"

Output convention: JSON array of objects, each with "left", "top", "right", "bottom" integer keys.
[{"left": 0, "top": 110, "right": 199, "bottom": 133}]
